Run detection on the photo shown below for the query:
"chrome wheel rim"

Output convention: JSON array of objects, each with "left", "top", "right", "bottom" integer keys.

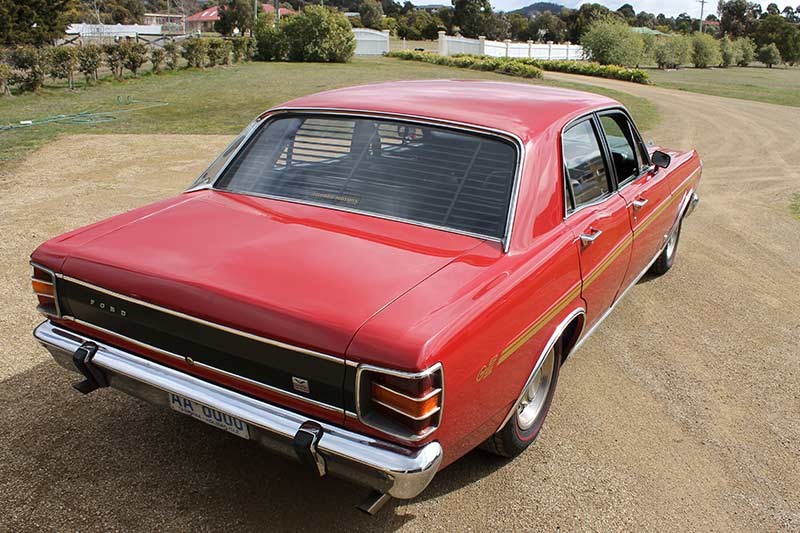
[
  {"left": 665, "top": 225, "right": 679, "bottom": 259},
  {"left": 516, "top": 345, "right": 556, "bottom": 431}
]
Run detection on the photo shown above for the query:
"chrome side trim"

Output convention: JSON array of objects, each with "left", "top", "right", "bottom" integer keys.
[
  {"left": 58, "top": 275, "right": 348, "bottom": 366},
  {"left": 34, "top": 321, "right": 442, "bottom": 499},
  {"left": 204, "top": 107, "right": 525, "bottom": 253},
  {"left": 355, "top": 362, "right": 444, "bottom": 443},
  {"left": 496, "top": 307, "right": 586, "bottom": 432},
  {"left": 58, "top": 315, "right": 344, "bottom": 414}
]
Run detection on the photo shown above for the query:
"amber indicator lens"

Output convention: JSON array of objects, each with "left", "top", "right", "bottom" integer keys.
[
  {"left": 371, "top": 382, "right": 441, "bottom": 420},
  {"left": 32, "top": 278, "right": 54, "bottom": 297}
]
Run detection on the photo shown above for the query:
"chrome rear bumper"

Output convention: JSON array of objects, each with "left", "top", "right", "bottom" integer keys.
[{"left": 34, "top": 321, "right": 442, "bottom": 500}]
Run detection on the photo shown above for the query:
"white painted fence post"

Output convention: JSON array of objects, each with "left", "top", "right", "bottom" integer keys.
[
  {"left": 478, "top": 36, "right": 486, "bottom": 55},
  {"left": 503, "top": 39, "right": 511, "bottom": 57},
  {"left": 547, "top": 41, "right": 553, "bottom": 60},
  {"left": 438, "top": 30, "right": 447, "bottom": 56},
  {"left": 565, "top": 41, "right": 571, "bottom": 60},
  {"left": 527, "top": 40, "right": 533, "bottom": 59},
  {"left": 381, "top": 29, "right": 390, "bottom": 54}
]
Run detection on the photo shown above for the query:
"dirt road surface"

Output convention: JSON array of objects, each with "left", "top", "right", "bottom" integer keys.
[{"left": 1, "top": 77, "right": 798, "bottom": 532}]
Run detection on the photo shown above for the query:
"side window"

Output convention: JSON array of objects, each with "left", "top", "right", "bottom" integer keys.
[
  {"left": 563, "top": 119, "right": 612, "bottom": 213},
  {"left": 599, "top": 113, "right": 642, "bottom": 184}
]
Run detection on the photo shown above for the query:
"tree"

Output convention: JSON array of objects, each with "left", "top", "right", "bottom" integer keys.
[
  {"left": 8, "top": 46, "right": 49, "bottom": 91},
  {"left": 103, "top": 42, "right": 125, "bottom": 79},
  {"left": 508, "top": 12, "right": 529, "bottom": 41},
  {"left": 78, "top": 43, "right": 103, "bottom": 82},
  {"left": 121, "top": 40, "right": 147, "bottom": 75},
  {"left": 717, "top": 0, "right": 758, "bottom": 38},
  {"left": 755, "top": 14, "right": 800, "bottom": 65},
  {"left": 564, "top": 3, "right": 612, "bottom": 42},
  {"left": 765, "top": 3, "right": 780, "bottom": 15},
  {"left": 653, "top": 34, "right": 691, "bottom": 68},
  {"left": 281, "top": 6, "right": 355, "bottom": 62},
  {"left": 616, "top": 3, "right": 635, "bottom": 21},
  {"left": 580, "top": 17, "right": 643, "bottom": 67},
  {"left": 635, "top": 11, "right": 656, "bottom": 29},
  {"left": 452, "top": 0, "right": 491, "bottom": 38},
  {"left": 48, "top": 47, "right": 79, "bottom": 89},
  {"left": 758, "top": 42, "right": 781, "bottom": 66},
  {"left": 736, "top": 36, "right": 756, "bottom": 65},
  {"left": 150, "top": 46, "right": 165, "bottom": 73},
  {"left": 214, "top": 0, "right": 254, "bottom": 36},
  {"left": 0, "top": 0, "right": 78, "bottom": 46},
  {"left": 530, "top": 10, "right": 566, "bottom": 42},
  {"left": 359, "top": 0, "right": 384, "bottom": 29},
  {"left": 691, "top": 32, "right": 722, "bottom": 67},
  {"left": 719, "top": 36, "right": 742, "bottom": 66}
]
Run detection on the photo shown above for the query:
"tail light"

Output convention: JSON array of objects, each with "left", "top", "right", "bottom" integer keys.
[
  {"left": 31, "top": 264, "right": 60, "bottom": 318},
  {"left": 356, "top": 363, "right": 443, "bottom": 441}
]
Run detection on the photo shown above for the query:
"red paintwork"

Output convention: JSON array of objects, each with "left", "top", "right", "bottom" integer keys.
[{"left": 31, "top": 81, "right": 702, "bottom": 467}]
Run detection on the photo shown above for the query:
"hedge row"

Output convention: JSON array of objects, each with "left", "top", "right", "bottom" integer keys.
[
  {"left": 387, "top": 50, "right": 543, "bottom": 79},
  {"left": 387, "top": 50, "right": 650, "bottom": 85}
]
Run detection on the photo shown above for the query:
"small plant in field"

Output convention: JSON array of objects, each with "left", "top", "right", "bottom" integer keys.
[
  {"left": 182, "top": 38, "right": 209, "bottom": 68},
  {"left": 8, "top": 46, "right": 49, "bottom": 91},
  {"left": 691, "top": 33, "right": 722, "bottom": 68},
  {"left": 281, "top": 6, "right": 356, "bottom": 63},
  {"left": 47, "top": 46, "right": 79, "bottom": 89},
  {"left": 104, "top": 43, "right": 125, "bottom": 80},
  {"left": 653, "top": 34, "right": 691, "bottom": 69},
  {"left": 758, "top": 43, "right": 782, "bottom": 68},
  {"left": 78, "top": 44, "right": 102, "bottom": 83},
  {"left": 121, "top": 41, "right": 148, "bottom": 76},
  {"left": 150, "top": 47, "right": 166, "bottom": 73},
  {"left": 164, "top": 40, "right": 180, "bottom": 70}
]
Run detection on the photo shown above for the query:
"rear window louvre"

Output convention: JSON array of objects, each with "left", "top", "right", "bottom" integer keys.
[{"left": 215, "top": 114, "right": 518, "bottom": 239}]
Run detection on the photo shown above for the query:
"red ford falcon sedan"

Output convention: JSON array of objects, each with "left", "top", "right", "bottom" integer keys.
[{"left": 31, "top": 80, "right": 701, "bottom": 514}]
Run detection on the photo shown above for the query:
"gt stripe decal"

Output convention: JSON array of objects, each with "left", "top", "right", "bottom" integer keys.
[
  {"left": 497, "top": 284, "right": 582, "bottom": 366},
  {"left": 496, "top": 168, "right": 699, "bottom": 367}
]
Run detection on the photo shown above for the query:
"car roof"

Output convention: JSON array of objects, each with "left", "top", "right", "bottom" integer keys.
[{"left": 275, "top": 80, "right": 621, "bottom": 144}]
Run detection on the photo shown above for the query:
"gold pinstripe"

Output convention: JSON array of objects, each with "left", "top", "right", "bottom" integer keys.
[{"left": 496, "top": 168, "right": 700, "bottom": 366}]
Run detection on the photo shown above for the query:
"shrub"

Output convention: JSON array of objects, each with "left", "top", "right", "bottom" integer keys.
[
  {"left": 719, "top": 36, "right": 741, "bottom": 67},
  {"left": 78, "top": 44, "right": 102, "bottom": 82},
  {"left": 255, "top": 13, "right": 288, "bottom": 61},
  {"left": 691, "top": 32, "right": 721, "bottom": 68},
  {"left": 220, "top": 40, "right": 233, "bottom": 65},
  {"left": 163, "top": 40, "right": 180, "bottom": 70},
  {"left": 47, "top": 46, "right": 78, "bottom": 89},
  {"left": 758, "top": 42, "right": 782, "bottom": 68},
  {"left": 182, "top": 37, "right": 209, "bottom": 68},
  {"left": 231, "top": 36, "right": 248, "bottom": 62},
  {"left": 736, "top": 37, "right": 756, "bottom": 66},
  {"left": 121, "top": 41, "right": 148, "bottom": 76},
  {"left": 7, "top": 46, "right": 48, "bottom": 91},
  {"left": 150, "top": 46, "right": 166, "bottom": 73},
  {"left": 103, "top": 42, "right": 125, "bottom": 80},
  {"left": 206, "top": 38, "right": 227, "bottom": 66},
  {"left": 653, "top": 35, "right": 691, "bottom": 69},
  {"left": 281, "top": 6, "right": 355, "bottom": 63},
  {"left": 581, "top": 17, "right": 644, "bottom": 67}
]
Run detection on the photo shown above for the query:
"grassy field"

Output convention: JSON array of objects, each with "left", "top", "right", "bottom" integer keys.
[
  {"left": 0, "top": 57, "right": 657, "bottom": 174},
  {"left": 647, "top": 65, "right": 800, "bottom": 107}
]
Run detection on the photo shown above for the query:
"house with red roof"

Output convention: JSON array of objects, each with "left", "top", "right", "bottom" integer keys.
[{"left": 186, "top": 4, "right": 296, "bottom": 33}]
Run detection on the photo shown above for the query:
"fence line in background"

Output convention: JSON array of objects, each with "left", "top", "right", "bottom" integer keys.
[
  {"left": 437, "top": 31, "right": 584, "bottom": 61},
  {"left": 353, "top": 28, "right": 390, "bottom": 56}
]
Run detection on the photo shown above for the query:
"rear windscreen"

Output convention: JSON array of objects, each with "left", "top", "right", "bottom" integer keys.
[{"left": 214, "top": 114, "right": 518, "bottom": 239}]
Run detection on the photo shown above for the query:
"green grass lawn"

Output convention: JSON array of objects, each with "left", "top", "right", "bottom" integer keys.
[
  {"left": 0, "top": 57, "right": 657, "bottom": 174},
  {"left": 647, "top": 65, "right": 800, "bottom": 108}
]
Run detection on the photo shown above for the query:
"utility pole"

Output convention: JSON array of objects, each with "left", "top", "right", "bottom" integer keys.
[{"left": 698, "top": 0, "right": 707, "bottom": 33}]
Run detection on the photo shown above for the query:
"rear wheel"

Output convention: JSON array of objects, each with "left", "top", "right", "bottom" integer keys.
[
  {"left": 649, "top": 217, "right": 682, "bottom": 276},
  {"left": 482, "top": 341, "right": 561, "bottom": 458}
]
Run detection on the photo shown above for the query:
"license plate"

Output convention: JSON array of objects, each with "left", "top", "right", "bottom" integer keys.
[{"left": 169, "top": 393, "right": 250, "bottom": 439}]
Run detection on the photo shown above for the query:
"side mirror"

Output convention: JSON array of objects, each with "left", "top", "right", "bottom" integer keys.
[{"left": 652, "top": 150, "right": 671, "bottom": 169}]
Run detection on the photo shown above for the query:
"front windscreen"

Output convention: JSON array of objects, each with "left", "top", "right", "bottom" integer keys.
[{"left": 214, "top": 114, "right": 518, "bottom": 239}]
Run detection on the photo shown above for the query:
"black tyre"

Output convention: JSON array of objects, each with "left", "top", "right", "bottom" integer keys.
[
  {"left": 650, "top": 217, "right": 682, "bottom": 276},
  {"left": 481, "top": 341, "right": 561, "bottom": 458}
]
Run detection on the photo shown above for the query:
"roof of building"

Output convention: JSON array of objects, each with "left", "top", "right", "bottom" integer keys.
[
  {"left": 186, "top": 4, "right": 295, "bottom": 22},
  {"left": 275, "top": 80, "right": 619, "bottom": 143},
  {"left": 631, "top": 27, "right": 666, "bottom": 35}
]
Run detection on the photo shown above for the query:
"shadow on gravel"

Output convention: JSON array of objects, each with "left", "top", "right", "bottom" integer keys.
[{"left": 0, "top": 361, "right": 506, "bottom": 531}]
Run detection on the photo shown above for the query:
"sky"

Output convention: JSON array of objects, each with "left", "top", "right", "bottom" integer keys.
[{"left": 490, "top": 0, "right": 718, "bottom": 18}]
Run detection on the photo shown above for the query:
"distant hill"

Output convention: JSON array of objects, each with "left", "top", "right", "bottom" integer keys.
[{"left": 509, "top": 2, "right": 565, "bottom": 17}]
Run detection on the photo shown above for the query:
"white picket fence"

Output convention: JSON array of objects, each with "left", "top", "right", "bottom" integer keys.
[
  {"left": 353, "top": 28, "right": 390, "bottom": 56},
  {"left": 438, "top": 31, "right": 584, "bottom": 61}
]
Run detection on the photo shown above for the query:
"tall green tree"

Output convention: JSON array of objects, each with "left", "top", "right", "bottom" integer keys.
[
  {"left": 214, "top": 0, "right": 254, "bottom": 36},
  {"left": 452, "top": 0, "right": 491, "bottom": 38},
  {"left": 755, "top": 14, "right": 800, "bottom": 65},
  {"left": 717, "top": 0, "right": 759, "bottom": 37},
  {"left": 359, "top": 0, "right": 384, "bottom": 29},
  {"left": 0, "top": 0, "right": 78, "bottom": 46}
]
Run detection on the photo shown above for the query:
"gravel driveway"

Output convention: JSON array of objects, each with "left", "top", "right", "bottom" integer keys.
[{"left": 1, "top": 77, "right": 798, "bottom": 532}]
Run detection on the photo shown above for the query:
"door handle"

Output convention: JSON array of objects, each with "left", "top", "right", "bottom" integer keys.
[
  {"left": 580, "top": 228, "right": 603, "bottom": 246},
  {"left": 632, "top": 198, "right": 649, "bottom": 209}
]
